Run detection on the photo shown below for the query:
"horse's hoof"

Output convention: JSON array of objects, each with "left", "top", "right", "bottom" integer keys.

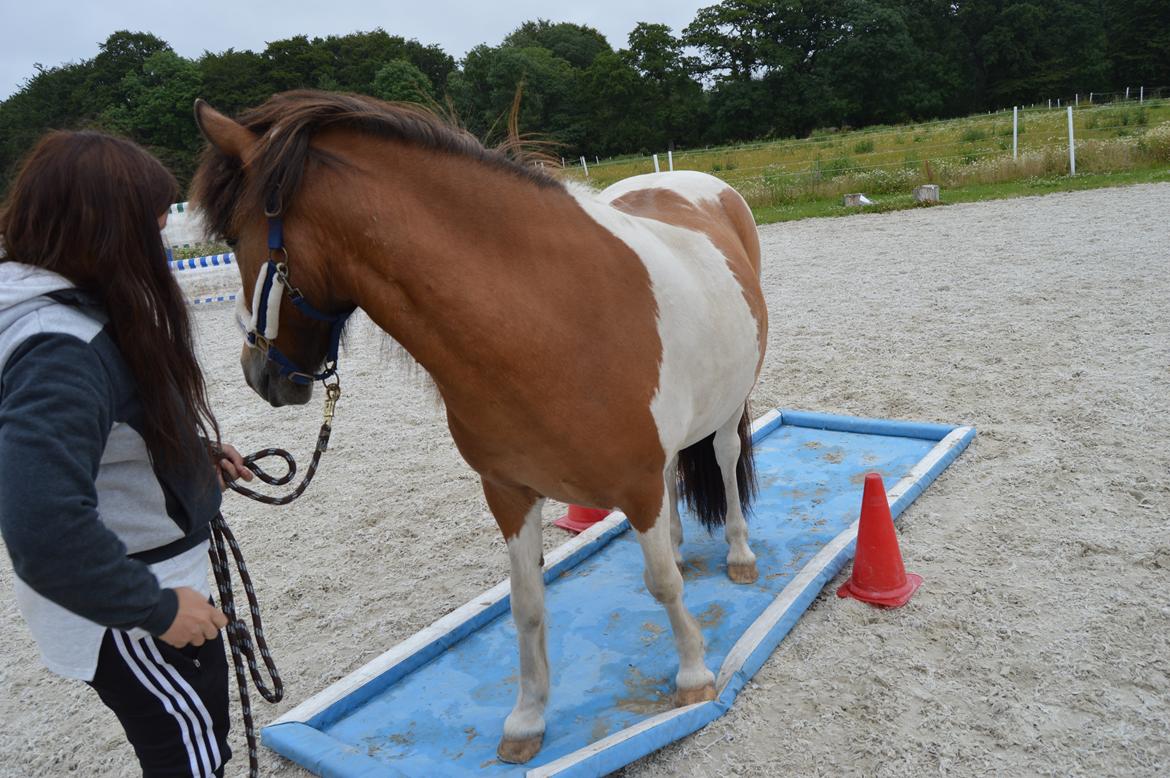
[
  {"left": 497, "top": 734, "right": 543, "bottom": 764},
  {"left": 727, "top": 561, "right": 759, "bottom": 584},
  {"left": 674, "top": 682, "right": 716, "bottom": 707}
]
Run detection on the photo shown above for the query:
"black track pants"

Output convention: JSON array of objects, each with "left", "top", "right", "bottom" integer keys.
[{"left": 88, "top": 629, "right": 231, "bottom": 777}]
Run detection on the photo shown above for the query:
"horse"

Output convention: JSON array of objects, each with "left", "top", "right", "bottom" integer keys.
[{"left": 191, "top": 90, "right": 768, "bottom": 764}]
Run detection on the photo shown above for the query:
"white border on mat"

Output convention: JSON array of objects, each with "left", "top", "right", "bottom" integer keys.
[{"left": 749, "top": 408, "right": 782, "bottom": 434}]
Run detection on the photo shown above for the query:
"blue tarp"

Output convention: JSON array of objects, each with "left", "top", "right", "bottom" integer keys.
[{"left": 264, "top": 411, "right": 974, "bottom": 777}]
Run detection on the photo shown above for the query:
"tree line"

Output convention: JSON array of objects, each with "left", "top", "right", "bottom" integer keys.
[{"left": 2, "top": 0, "right": 1167, "bottom": 191}]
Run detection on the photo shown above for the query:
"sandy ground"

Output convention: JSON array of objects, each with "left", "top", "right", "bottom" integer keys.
[{"left": 1, "top": 183, "right": 1168, "bottom": 777}]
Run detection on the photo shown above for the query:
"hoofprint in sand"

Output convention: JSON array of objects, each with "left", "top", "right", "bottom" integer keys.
[{"left": 1, "top": 184, "right": 1167, "bottom": 777}]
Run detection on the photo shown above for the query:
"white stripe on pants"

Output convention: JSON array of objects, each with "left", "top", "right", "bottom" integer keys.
[{"left": 113, "top": 632, "right": 212, "bottom": 777}]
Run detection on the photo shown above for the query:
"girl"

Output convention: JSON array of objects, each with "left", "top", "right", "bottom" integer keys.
[{"left": 0, "top": 130, "right": 252, "bottom": 777}]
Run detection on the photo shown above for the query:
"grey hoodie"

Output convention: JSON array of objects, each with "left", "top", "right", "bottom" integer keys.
[{"left": 0, "top": 262, "right": 221, "bottom": 680}]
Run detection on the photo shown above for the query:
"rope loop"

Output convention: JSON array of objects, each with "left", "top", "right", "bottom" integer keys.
[{"left": 241, "top": 448, "right": 297, "bottom": 486}]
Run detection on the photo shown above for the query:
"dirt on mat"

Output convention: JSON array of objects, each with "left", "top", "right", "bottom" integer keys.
[{"left": 1, "top": 184, "right": 1167, "bottom": 777}]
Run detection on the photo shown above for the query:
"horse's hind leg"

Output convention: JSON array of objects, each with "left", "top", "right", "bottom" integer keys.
[
  {"left": 667, "top": 456, "right": 684, "bottom": 568},
  {"left": 715, "top": 414, "right": 758, "bottom": 584},
  {"left": 483, "top": 481, "right": 549, "bottom": 764},
  {"left": 632, "top": 476, "right": 715, "bottom": 706}
]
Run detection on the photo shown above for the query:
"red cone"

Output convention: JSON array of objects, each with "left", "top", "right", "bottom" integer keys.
[
  {"left": 837, "top": 473, "right": 922, "bottom": 607},
  {"left": 553, "top": 504, "right": 611, "bottom": 534}
]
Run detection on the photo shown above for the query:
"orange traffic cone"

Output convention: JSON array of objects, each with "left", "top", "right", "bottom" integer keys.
[
  {"left": 837, "top": 473, "right": 922, "bottom": 607},
  {"left": 553, "top": 504, "right": 611, "bottom": 534}
]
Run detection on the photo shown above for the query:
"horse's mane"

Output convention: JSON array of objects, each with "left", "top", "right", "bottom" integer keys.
[{"left": 191, "top": 90, "right": 561, "bottom": 240}]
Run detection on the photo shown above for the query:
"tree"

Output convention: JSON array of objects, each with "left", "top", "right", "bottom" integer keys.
[
  {"left": 686, "top": 1, "right": 849, "bottom": 138},
  {"left": 627, "top": 23, "right": 691, "bottom": 82},
  {"left": 0, "top": 62, "right": 92, "bottom": 186},
  {"left": 894, "top": 0, "right": 976, "bottom": 119},
  {"left": 959, "top": 0, "right": 1109, "bottom": 107},
  {"left": 372, "top": 60, "right": 434, "bottom": 103},
  {"left": 1105, "top": 0, "right": 1170, "bottom": 88},
  {"left": 686, "top": 0, "right": 847, "bottom": 80},
  {"left": 623, "top": 24, "right": 707, "bottom": 148},
  {"left": 449, "top": 44, "right": 583, "bottom": 148},
  {"left": 503, "top": 20, "right": 612, "bottom": 69},
  {"left": 579, "top": 51, "right": 658, "bottom": 153},
  {"left": 80, "top": 31, "right": 171, "bottom": 117},
  {"left": 263, "top": 35, "right": 335, "bottom": 91},
  {"left": 94, "top": 50, "right": 203, "bottom": 184},
  {"left": 822, "top": 1, "right": 923, "bottom": 126},
  {"left": 322, "top": 30, "right": 455, "bottom": 95},
  {"left": 198, "top": 48, "right": 276, "bottom": 115}
]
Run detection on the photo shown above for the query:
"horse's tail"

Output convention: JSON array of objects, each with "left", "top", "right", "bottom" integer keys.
[{"left": 676, "top": 402, "right": 758, "bottom": 532}]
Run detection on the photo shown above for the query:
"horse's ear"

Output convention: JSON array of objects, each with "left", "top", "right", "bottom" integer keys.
[{"left": 194, "top": 99, "right": 258, "bottom": 162}]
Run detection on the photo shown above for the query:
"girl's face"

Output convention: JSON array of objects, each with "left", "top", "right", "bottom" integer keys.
[{"left": 157, "top": 213, "right": 168, "bottom": 230}]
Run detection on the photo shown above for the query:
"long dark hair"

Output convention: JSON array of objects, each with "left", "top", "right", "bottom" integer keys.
[{"left": 0, "top": 130, "right": 219, "bottom": 465}]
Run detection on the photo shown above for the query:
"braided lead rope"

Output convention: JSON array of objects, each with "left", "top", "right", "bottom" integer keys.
[
  {"left": 209, "top": 515, "right": 270, "bottom": 778},
  {"left": 210, "top": 515, "right": 282, "bottom": 701},
  {"left": 208, "top": 382, "right": 340, "bottom": 778}
]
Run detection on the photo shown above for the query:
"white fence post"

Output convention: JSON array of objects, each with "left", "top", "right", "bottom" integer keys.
[
  {"left": 1140, "top": 86, "right": 1144, "bottom": 103},
  {"left": 1089, "top": 92, "right": 1094, "bottom": 104},
  {"left": 1126, "top": 87, "right": 1130, "bottom": 100},
  {"left": 1013, "top": 106, "right": 1019, "bottom": 160},
  {"left": 667, "top": 150, "right": 674, "bottom": 172},
  {"left": 1075, "top": 93, "right": 1079, "bottom": 106},
  {"left": 653, "top": 154, "right": 660, "bottom": 173},
  {"left": 580, "top": 156, "right": 589, "bottom": 177},
  {"left": 1067, "top": 106, "right": 1076, "bottom": 176}
]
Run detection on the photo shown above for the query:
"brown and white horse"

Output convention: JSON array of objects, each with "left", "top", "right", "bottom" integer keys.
[{"left": 192, "top": 91, "right": 767, "bottom": 763}]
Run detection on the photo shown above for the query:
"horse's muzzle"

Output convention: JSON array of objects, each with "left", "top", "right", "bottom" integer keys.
[{"left": 241, "top": 345, "right": 314, "bottom": 407}]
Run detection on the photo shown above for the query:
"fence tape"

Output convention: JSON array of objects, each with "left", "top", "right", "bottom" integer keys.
[{"left": 190, "top": 293, "right": 239, "bottom": 306}]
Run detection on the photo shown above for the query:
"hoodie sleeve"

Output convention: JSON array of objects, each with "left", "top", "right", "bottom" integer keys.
[{"left": 0, "top": 332, "right": 177, "bottom": 635}]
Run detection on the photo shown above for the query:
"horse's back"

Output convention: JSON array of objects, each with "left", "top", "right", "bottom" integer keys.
[
  {"left": 600, "top": 172, "right": 762, "bottom": 278},
  {"left": 577, "top": 172, "right": 767, "bottom": 451},
  {"left": 599, "top": 171, "right": 766, "bottom": 365}
]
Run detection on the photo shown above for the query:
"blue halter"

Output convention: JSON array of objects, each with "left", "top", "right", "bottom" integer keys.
[{"left": 240, "top": 216, "right": 352, "bottom": 386}]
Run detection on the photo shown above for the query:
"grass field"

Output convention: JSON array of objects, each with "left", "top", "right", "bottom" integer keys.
[{"left": 564, "top": 99, "right": 1170, "bottom": 226}]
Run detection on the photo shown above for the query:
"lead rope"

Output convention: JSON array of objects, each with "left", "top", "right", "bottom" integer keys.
[{"left": 209, "top": 382, "right": 341, "bottom": 778}]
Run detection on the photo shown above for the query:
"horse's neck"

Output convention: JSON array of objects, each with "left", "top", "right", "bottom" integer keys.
[{"left": 327, "top": 140, "right": 610, "bottom": 395}]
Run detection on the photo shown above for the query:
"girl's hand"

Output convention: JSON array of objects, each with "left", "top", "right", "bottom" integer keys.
[
  {"left": 160, "top": 587, "right": 228, "bottom": 647},
  {"left": 214, "top": 443, "right": 254, "bottom": 491}
]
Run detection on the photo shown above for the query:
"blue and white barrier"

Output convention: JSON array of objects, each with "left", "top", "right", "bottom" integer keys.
[
  {"left": 169, "top": 253, "right": 235, "bottom": 272},
  {"left": 170, "top": 242, "right": 239, "bottom": 308},
  {"left": 190, "top": 293, "right": 238, "bottom": 306}
]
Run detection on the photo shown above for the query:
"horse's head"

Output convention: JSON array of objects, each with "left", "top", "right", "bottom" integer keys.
[{"left": 192, "top": 98, "right": 349, "bottom": 408}]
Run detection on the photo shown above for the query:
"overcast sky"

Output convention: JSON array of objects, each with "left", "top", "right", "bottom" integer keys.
[{"left": 0, "top": 0, "right": 710, "bottom": 100}]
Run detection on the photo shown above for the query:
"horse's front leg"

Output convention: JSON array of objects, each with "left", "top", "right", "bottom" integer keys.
[
  {"left": 483, "top": 480, "right": 549, "bottom": 764},
  {"left": 632, "top": 474, "right": 716, "bottom": 706}
]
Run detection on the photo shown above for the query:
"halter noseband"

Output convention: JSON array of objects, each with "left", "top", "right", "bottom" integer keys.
[{"left": 238, "top": 212, "right": 352, "bottom": 386}]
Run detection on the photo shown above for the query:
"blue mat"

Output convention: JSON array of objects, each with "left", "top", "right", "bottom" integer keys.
[{"left": 263, "top": 410, "right": 975, "bottom": 777}]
